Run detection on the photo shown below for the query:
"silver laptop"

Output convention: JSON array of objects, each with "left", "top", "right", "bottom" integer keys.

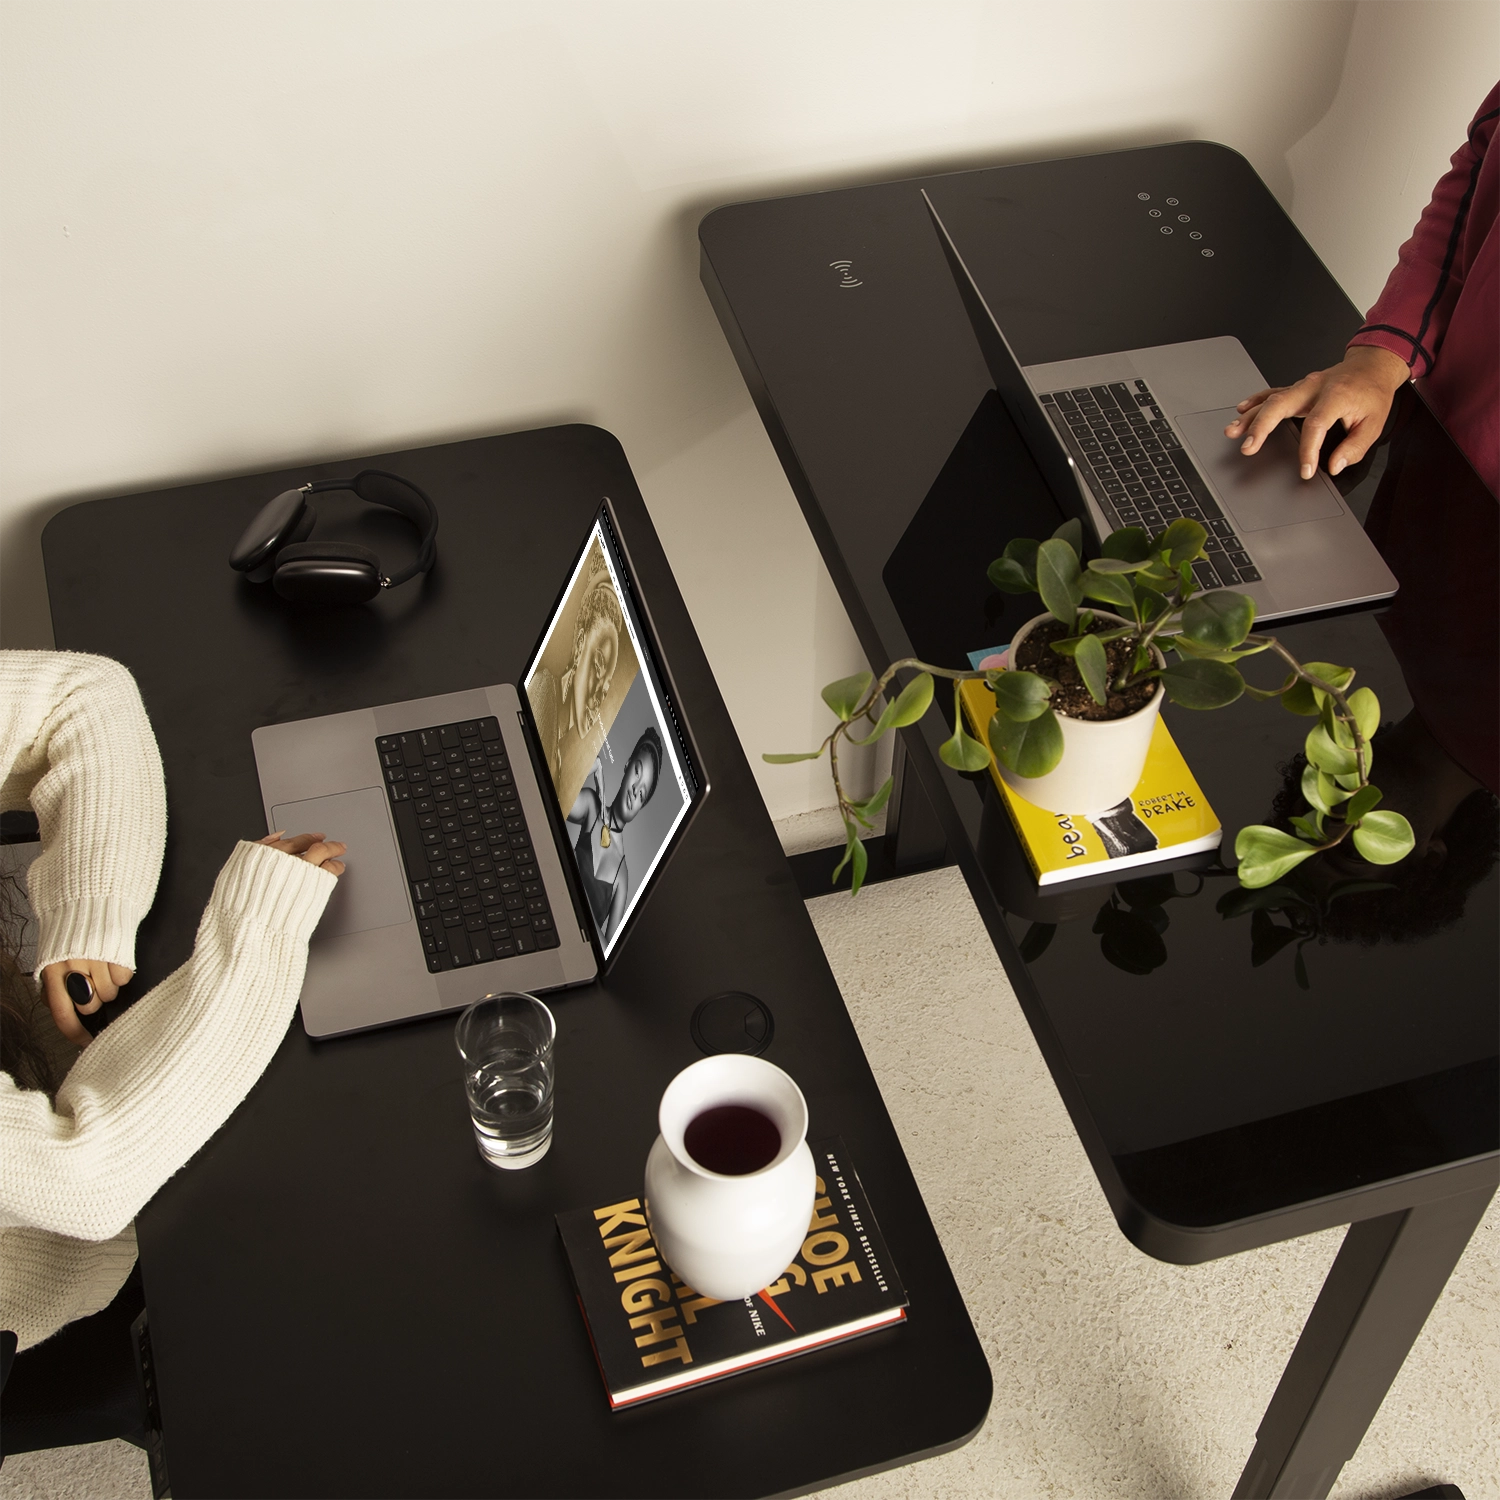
[
  {"left": 253, "top": 501, "right": 707, "bottom": 1038},
  {"left": 923, "top": 191, "right": 1398, "bottom": 623}
]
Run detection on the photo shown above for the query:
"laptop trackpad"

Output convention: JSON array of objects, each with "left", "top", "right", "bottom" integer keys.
[
  {"left": 270, "top": 787, "right": 411, "bottom": 938},
  {"left": 1176, "top": 407, "right": 1342, "bottom": 533}
]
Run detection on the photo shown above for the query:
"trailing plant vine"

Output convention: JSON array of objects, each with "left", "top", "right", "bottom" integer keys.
[{"left": 767, "top": 518, "right": 1415, "bottom": 892}]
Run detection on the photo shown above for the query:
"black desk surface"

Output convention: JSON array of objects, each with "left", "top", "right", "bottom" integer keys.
[
  {"left": 700, "top": 143, "right": 1499, "bottom": 1265},
  {"left": 41, "top": 425, "right": 990, "bottom": 1499}
]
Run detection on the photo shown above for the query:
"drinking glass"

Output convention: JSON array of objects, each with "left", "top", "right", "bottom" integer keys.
[{"left": 454, "top": 992, "right": 556, "bottom": 1169}]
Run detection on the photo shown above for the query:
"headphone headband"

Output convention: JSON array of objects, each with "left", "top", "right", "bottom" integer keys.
[{"left": 229, "top": 469, "right": 439, "bottom": 603}]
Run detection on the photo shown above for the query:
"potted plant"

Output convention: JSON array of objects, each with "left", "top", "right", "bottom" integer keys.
[{"left": 767, "top": 517, "right": 1415, "bottom": 892}]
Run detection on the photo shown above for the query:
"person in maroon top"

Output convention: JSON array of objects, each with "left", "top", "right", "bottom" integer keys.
[{"left": 1227, "top": 81, "right": 1499, "bottom": 496}]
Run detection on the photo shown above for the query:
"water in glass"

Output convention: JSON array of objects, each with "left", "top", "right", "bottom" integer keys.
[{"left": 466, "top": 1048, "right": 554, "bottom": 1166}]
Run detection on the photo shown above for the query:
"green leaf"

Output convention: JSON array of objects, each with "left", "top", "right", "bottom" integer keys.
[
  {"left": 990, "top": 705, "right": 1064, "bottom": 779},
  {"left": 1301, "top": 760, "right": 1348, "bottom": 815},
  {"left": 869, "top": 672, "right": 934, "bottom": 734},
  {"left": 1171, "top": 634, "right": 1251, "bottom": 664},
  {"left": 1035, "top": 537, "right": 1084, "bottom": 630},
  {"left": 1004, "top": 537, "right": 1040, "bottom": 572},
  {"left": 1351, "top": 809, "right": 1415, "bottom": 865},
  {"left": 1102, "top": 526, "right": 1151, "bottom": 563},
  {"left": 1305, "top": 722, "right": 1357, "bottom": 777},
  {"left": 848, "top": 776, "right": 895, "bottom": 827},
  {"left": 986, "top": 556, "right": 1035, "bottom": 594},
  {"left": 1289, "top": 813, "right": 1325, "bottom": 842},
  {"left": 1235, "top": 824, "right": 1322, "bottom": 888},
  {"left": 1180, "top": 590, "right": 1255, "bottom": 650},
  {"left": 1075, "top": 632, "right": 1109, "bottom": 706},
  {"left": 1051, "top": 517, "right": 1084, "bottom": 561},
  {"left": 1087, "top": 556, "right": 1152, "bottom": 575},
  {"left": 940, "top": 725, "right": 992, "bottom": 772},
  {"left": 830, "top": 820, "right": 870, "bottom": 894},
  {"left": 1281, "top": 676, "right": 1319, "bottom": 715},
  {"left": 1158, "top": 518, "right": 1207, "bottom": 566},
  {"left": 1343, "top": 783, "right": 1382, "bottom": 824},
  {"left": 763, "top": 749, "right": 825, "bottom": 763},
  {"left": 1346, "top": 686, "right": 1380, "bottom": 743},
  {"left": 1159, "top": 657, "right": 1244, "bottom": 709},
  {"left": 940, "top": 692, "right": 991, "bottom": 772},
  {"left": 822, "top": 671, "right": 873, "bottom": 721},
  {"left": 1081, "top": 568, "right": 1138, "bottom": 611},
  {"left": 1305, "top": 662, "right": 1356, "bottom": 702},
  {"left": 991, "top": 668, "right": 1052, "bottom": 723}
]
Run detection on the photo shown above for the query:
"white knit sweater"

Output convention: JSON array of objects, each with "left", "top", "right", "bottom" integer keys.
[{"left": 1, "top": 651, "right": 335, "bottom": 1349}]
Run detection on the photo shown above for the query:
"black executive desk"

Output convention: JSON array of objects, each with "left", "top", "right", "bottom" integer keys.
[
  {"left": 41, "top": 425, "right": 991, "bottom": 1498},
  {"left": 700, "top": 144, "right": 1499, "bottom": 1498}
]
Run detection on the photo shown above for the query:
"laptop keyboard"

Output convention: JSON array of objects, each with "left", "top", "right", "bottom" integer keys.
[
  {"left": 377, "top": 716, "right": 560, "bottom": 973},
  {"left": 1039, "top": 379, "right": 1262, "bottom": 590}
]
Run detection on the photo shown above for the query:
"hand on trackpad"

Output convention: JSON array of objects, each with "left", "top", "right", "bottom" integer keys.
[
  {"left": 1176, "top": 408, "right": 1342, "bottom": 533},
  {"left": 270, "top": 787, "right": 411, "bottom": 938}
]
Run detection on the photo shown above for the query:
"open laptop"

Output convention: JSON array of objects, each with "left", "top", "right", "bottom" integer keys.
[
  {"left": 252, "top": 500, "right": 706, "bottom": 1038},
  {"left": 922, "top": 190, "right": 1398, "bottom": 623}
]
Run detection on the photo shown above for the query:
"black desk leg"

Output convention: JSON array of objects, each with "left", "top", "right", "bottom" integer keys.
[
  {"left": 1232, "top": 1184, "right": 1495, "bottom": 1500},
  {"left": 884, "top": 735, "right": 950, "bottom": 875}
]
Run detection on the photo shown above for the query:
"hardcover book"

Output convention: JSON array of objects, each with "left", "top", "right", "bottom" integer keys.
[
  {"left": 958, "top": 667, "right": 1221, "bottom": 887},
  {"left": 556, "top": 1137, "right": 907, "bottom": 1408}
]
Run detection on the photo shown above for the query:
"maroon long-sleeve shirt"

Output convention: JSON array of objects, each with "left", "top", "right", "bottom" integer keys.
[{"left": 1348, "top": 82, "right": 1499, "bottom": 496}]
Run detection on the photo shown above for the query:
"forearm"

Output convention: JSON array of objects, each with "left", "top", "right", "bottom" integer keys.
[
  {"left": 0, "top": 842, "right": 333, "bottom": 1240},
  {"left": 0, "top": 651, "right": 167, "bottom": 974}
]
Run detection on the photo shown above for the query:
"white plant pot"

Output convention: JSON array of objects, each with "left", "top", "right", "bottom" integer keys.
[
  {"left": 644, "top": 1055, "right": 816, "bottom": 1302},
  {"left": 995, "top": 611, "right": 1164, "bottom": 817}
]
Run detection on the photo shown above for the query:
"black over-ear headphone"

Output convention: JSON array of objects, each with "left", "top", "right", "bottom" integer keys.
[{"left": 229, "top": 469, "right": 438, "bottom": 604}]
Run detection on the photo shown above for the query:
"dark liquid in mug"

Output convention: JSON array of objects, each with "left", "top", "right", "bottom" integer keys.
[{"left": 684, "top": 1104, "right": 782, "bottom": 1175}]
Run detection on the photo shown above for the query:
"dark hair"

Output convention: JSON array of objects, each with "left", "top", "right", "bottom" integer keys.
[
  {"left": 629, "top": 727, "right": 664, "bottom": 792},
  {"left": 1, "top": 867, "right": 59, "bottom": 1096},
  {"left": 1267, "top": 748, "right": 1500, "bottom": 946}
]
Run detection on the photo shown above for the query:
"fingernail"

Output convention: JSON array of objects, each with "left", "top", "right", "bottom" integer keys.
[
  {"left": 1330, "top": 459, "right": 1344, "bottom": 475},
  {"left": 1300, "top": 464, "right": 1313, "bottom": 480}
]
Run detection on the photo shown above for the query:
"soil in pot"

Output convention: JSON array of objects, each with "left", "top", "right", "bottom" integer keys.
[{"left": 1015, "top": 617, "right": 1157, "bottom": 721}]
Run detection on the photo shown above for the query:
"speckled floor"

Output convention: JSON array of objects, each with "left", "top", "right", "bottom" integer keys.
[{"left": 3, "top": 841, "right": 1495, "bottom": 1500}]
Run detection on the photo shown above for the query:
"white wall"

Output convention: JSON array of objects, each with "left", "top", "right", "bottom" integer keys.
[
  {"left": 1290, "top": 1, "right": 1499, "bottom": 316},
  {"left": 4, "top": 0, "right": 1450, "bottom": 821}
]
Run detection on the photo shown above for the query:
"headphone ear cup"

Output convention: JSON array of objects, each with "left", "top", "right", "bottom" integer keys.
[
  {"left": 229, "top": 489, "right": 310, "bottom": 580},
  {"left": 272, "top": 541, "right": 382, "bottom": 605}
]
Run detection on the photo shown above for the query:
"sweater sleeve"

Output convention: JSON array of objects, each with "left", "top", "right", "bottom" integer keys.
[
  {"left": 0, "top": 841, "right": 334, "bottom": 1243},
  {"left": 1349, "top": 85, "right": 1500, "bottom": 376},
  {"left": 0, "top": 650, "right": 167, "bottom": 976}
]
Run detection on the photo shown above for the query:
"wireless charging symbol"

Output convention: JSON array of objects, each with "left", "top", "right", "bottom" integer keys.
[{"left": 829, "top": 259, "right": 864, "bottom": 288}]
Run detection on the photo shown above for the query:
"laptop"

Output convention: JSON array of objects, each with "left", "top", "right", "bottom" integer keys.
[
  {"left": 921, "top": 190, "right": 1398, "bottom": 623},
  {"left": 252, "top": 500, "right": 707, "bottom": 1038}
]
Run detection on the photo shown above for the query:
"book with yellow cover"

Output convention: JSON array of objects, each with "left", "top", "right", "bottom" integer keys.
[{"left": 958, "top": 675, "right": 1221, "bottom": 886}]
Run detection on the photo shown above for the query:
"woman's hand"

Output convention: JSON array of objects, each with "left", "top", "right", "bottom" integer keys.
[
  {"left": 1224, "top": 345, "right": 1410, "bottom": 480},
  {"left": 259, "top": 830, "right": 347, "bottom": 875},
  {"left": 40, "top": 959, "right": 132, "bottom": 1047}
]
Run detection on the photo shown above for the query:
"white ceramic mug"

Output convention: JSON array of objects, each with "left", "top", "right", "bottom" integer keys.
[{"left": 644, "top": 1055, "right": 816, "bottom": 1301}]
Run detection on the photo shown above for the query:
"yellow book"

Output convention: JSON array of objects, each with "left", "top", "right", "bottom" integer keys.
[{"left": 958, "top": 677, "right": 1221, "bottom": 886}]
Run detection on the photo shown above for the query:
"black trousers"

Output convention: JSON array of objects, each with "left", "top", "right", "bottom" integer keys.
[{"left": 0, "top": 1264, "right": 147, "bottom": 1462}]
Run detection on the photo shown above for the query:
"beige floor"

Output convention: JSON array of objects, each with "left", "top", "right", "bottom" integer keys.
[{"left": 3, "top": 832, "right": 1495, "bottom": 1500}]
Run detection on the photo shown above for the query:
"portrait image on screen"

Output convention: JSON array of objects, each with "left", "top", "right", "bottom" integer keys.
[{"left": 524, "top": 508, "right": 701, "bottom": 961}]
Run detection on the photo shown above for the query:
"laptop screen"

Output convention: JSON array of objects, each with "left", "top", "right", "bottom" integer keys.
[{"left": 522, "top": 505, "right": 702, "bottom": 961}]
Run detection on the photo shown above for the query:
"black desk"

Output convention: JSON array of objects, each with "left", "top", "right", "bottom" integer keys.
[
  {"left": 40, "top": 425, "right": 991, "bottom": 1498},
  {"left": 700, "top": 144, "right": 1499, "bottom": 1499}
]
